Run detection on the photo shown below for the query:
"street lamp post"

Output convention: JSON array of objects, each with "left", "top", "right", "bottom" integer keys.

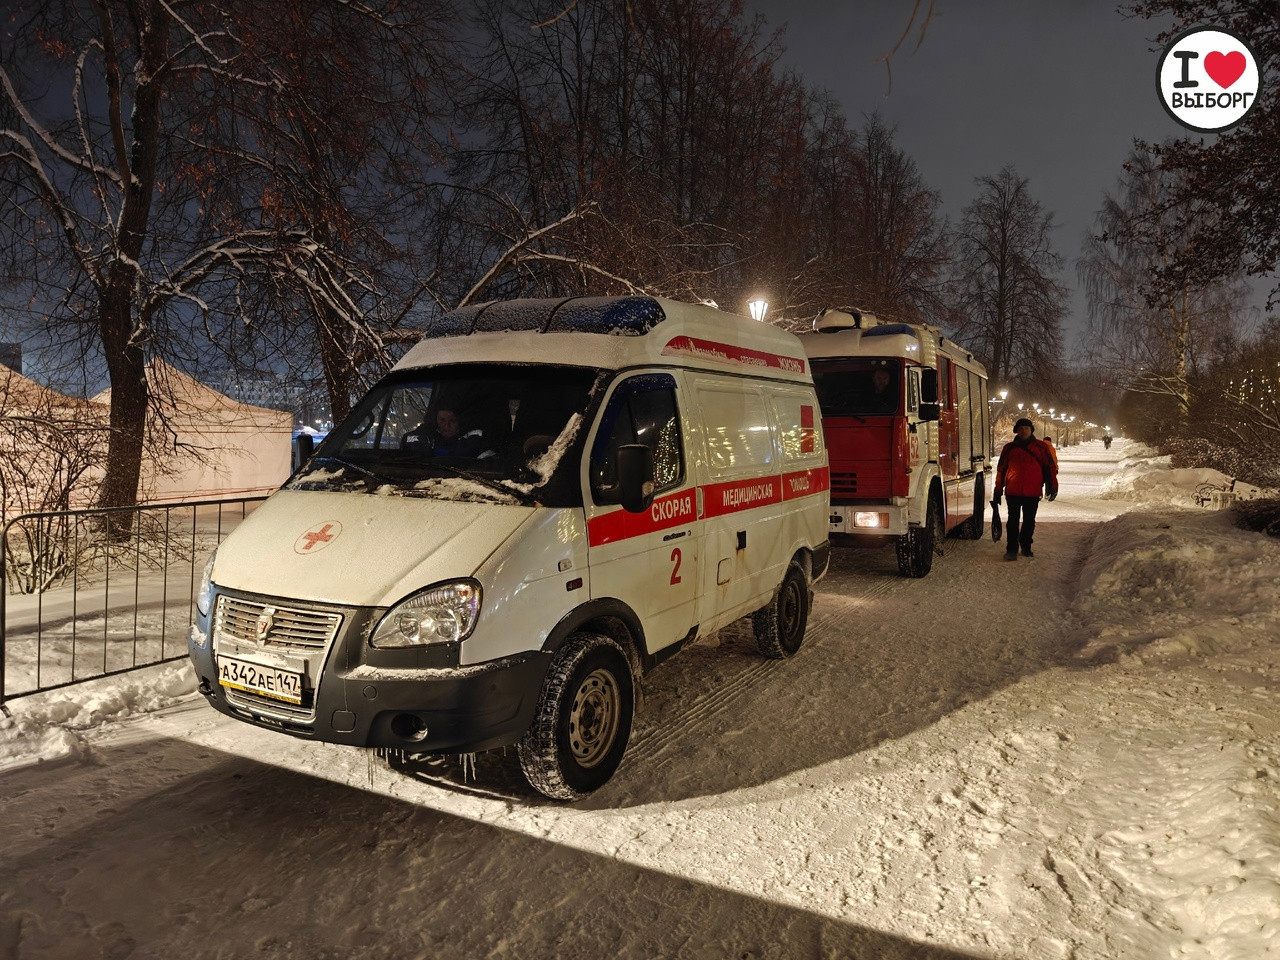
[{"left": 988, "top": 388, "right": 1010, "bottom": 443}]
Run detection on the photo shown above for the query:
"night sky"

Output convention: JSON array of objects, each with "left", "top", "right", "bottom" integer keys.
[{"left": 744, "top": 1, "right": 1253, "bottom": 351}]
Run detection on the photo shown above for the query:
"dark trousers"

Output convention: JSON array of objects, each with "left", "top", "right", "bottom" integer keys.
[{"left": 1005, "top": 496, "right": 1040, "bottom": 553}]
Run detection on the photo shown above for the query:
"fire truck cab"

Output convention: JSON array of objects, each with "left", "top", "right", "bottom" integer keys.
[{"left": 797, "top": 308, "right": 992, "bottom": 577}]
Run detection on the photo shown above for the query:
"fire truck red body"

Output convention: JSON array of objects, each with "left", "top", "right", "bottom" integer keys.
[{"left": 797, "top": 309, "right": 992, "bottom": 577}]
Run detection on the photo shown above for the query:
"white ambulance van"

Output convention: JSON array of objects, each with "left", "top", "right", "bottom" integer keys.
[{"left": 189, "top": 296, "right": 830, "bottom": 799}]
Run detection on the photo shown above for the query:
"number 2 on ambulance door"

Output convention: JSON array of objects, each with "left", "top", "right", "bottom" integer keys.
[{"left": 670, "top": 547, "right": 682, "bottom": 585}]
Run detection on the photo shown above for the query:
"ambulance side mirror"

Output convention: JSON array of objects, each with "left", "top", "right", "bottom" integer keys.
[
  {"left": 616, "top": 444, "right": 656, "bottom": 513},
  {"left": 295, "top": 433, "right": 315, "bottom": 466}
]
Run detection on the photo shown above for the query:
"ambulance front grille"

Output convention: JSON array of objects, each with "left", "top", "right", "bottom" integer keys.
[
  {"left": 225, "top": 688, "right": 315, "bottom": 724},
  {"left": 214, "top": 596, "right": 342, "bottom": 651}
]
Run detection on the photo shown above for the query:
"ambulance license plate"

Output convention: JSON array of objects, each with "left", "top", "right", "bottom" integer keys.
[{"left": 218, "top": 656, "right": 303, "bottom": 704}]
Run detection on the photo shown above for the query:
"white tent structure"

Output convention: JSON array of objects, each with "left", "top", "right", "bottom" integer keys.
[
  {"left": 1, "top": 367, "right": 105, "bottom": 518},
  {"left": 93, "top": 361, "right": 292, "bottom": 504}
]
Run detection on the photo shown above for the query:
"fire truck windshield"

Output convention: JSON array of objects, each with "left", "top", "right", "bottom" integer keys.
[{"left": 812, "top": 360, "right": 901, "bottom": 417}]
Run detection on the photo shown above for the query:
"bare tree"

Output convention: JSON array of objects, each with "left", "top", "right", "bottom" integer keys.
[
  {"left": 949, "top": 166, "right": 1066, "bottom": 388},
  {"left": 1078, "top": 146, "right": 1250, "bottom": 427},
  {"left": 452, "top": 0, "right": 813, "bottom": 309},
  {"left": 0, "top": 0, "right": 459, "bottom": 520},
  {"left": 1129, "top": 0, "right": 1280, "bottom": 310},
  {"left": 843, "top": 113, "right": 949, "bottom": 324},
  {"left": 0, "top": 368, "right": 104, "bottom": 591}
]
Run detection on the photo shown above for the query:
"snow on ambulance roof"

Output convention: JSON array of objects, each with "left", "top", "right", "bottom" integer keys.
[{"left": 395, "top": 295, "right": 812, "bottom": 382}]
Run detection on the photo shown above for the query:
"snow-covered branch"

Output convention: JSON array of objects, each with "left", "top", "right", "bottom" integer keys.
[{"left": 458, "top": 201, "right": 598, "bottom": 307}]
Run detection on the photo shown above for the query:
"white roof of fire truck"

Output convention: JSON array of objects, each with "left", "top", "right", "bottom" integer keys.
[{"left": 796, "top": 308, "right": 985, "bottom": 376}]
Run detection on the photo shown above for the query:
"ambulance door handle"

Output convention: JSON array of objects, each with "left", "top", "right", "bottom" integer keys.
[{"left": 696, "top": 486, "right": 704, "bottom": 518}]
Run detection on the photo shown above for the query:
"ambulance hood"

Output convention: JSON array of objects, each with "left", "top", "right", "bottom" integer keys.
[{"left": 210, "top": 489, "right": 534, "bottom": 608}]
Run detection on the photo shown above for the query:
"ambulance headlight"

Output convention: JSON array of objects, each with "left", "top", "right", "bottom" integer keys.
[
  {"left": 196, "top": 550, "right": 217, "bottom": 617},
  {"left": 371, "top": 581, "right": 482, "bottom": 648},
  {"left": 854, "top": 512, "right": 889, "bottom": 528}
]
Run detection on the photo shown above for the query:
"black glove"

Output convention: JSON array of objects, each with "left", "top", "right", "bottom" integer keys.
[
  {"left": 991, "top": 493, "right": 1002, "bottom": 506},
  {"left": 1047, "top": 490, "right": 1057, "bottom": 502}
]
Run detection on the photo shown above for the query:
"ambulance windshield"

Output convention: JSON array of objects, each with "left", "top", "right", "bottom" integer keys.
[
  {"left": 811, "top": 359, "right": 901, "bottom": 417},
  {"left": 289, "top": 364, "right": 603, "bottom": 505}
]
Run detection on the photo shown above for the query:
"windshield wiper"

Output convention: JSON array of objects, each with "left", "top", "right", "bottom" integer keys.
[
  {"left": 425, "top": 461, "right": 535, "bottom": 505},
  {"left": 309, "top": 455, "right": 390, "bottom": 486}
]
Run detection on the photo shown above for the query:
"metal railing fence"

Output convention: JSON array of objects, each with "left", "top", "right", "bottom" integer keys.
[{"left": 1, "top": 497, "right": 267, "bottom": 711}]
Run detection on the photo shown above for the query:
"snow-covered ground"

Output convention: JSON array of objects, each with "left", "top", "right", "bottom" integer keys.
[{"left": 2, "top": 438, "right": 1278, "bottom": 959}]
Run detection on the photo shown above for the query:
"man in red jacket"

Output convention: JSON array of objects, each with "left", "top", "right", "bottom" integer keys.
[{"left": 994, "top": 417, "right": 1058, "bottom": 560}]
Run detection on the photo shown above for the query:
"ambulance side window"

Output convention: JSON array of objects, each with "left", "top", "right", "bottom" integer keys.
[{"left": 591, "top": 375, "right": 684, "bottom": 504}]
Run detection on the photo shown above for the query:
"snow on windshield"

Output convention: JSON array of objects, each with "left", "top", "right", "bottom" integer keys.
[{"left": 288, "top": 364, "right": 600, "bottom": 505}]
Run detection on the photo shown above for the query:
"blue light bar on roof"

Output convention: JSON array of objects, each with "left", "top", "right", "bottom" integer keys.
[
  {"left": 862, "top": 323, "right": 920, "bottom": 338},
  {"left": 425, "top": 296, "right": 666, "bottom": 338}
]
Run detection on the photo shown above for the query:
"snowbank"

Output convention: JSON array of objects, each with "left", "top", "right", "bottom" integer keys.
[{"left": 0, "top": 660, "right": 196, "bottom": 770}]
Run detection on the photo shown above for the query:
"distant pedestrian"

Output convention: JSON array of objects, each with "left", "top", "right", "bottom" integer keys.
[
  {"left": 1042, "top": 435, "right": 1059, "bottom": 468},
  {"left": 994, "top": 417, "right": 1058, "bottom": 560}
]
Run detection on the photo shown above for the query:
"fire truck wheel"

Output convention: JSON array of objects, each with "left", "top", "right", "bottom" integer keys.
[
  {"left": 896, "top": 489, "right": 942, "bottom": 577},
  {"left": 957, "top": 476, "right": 986, "bottom": 539},
  {"left": 752, "top": 561, "right": 809, "bottom": 659},
  {"left": 517, "top": 632, "right": 635, "bottom": 801}
]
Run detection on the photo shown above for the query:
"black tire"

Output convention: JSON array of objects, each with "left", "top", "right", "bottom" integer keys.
[
  {"left": 752, "top": 561, "right": 810, "bottom": 659},
  {"left": 896, "top": 488, "right": 943, "bottom": 577},
  {"left": 517, "top": 633, "right": 634, "bottom": 801},
  {"left": 958, "top": 475, "right": 985, "bottom": 539}
]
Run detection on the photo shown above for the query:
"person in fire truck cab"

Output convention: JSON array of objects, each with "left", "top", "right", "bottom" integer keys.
[
  {"left": 993, "top": 417, "right": 1058, "bottom": 560},
  {"left": 865, "top": 365, "right": 898, "bottom": 414}
]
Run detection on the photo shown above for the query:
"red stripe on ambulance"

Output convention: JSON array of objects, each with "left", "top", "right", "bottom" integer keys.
[
  {"left": 661, "top": 336, "right": 807, "bottom": 375},
  {"left": 588, "top": 489, "right": 696, "bottom": 546},
  {"left": 700, "top": 476, "right": 780, "bottom": 519},
  {"left": 588, "top": 468, "right": 830, "bottom": 545},
  {"left": 782, "top": 466, "right": 830, "bottom": 500}
]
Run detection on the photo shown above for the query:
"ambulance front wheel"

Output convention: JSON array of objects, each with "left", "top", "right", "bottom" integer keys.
[
  {"left": 518, "top": 632, "right": 635, "bottom": 801},
  {"left": 752, "top": 561, "right": 810, "bottom": 659}
]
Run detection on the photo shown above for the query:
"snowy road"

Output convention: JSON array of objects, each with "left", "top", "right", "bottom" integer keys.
[{"left": 3, "top": 439, "right": 1278, "bottom": 960}]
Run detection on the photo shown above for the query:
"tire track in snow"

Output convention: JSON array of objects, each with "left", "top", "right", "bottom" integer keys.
[{"left": 624, "top": 556, "right": 915, "bottom": 767}]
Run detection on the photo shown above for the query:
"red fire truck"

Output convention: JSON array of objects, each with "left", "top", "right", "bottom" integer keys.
[{"left": 797, "top": 308, "right": 992, "bottom": 577}]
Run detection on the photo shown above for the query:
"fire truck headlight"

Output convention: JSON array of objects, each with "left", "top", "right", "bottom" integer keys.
[{"left": 854, "top": 512, "right": 888, "bottom": 528}]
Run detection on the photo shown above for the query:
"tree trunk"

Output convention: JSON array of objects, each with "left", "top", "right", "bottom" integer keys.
[
  {"left": 95, "top": 292, "right": 149, "bottom": 539},
  {"left": 91, "top": 0, "right": 168, "bottom": 537},
  {"left": 317, "top": 305, "right": 353, "bottom": 424}
]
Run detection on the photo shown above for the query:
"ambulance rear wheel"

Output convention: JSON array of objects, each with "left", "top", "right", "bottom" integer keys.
[
  {"left": 896, "top": 490, "right": 942, "bottom": 577},
  {"left": 752, "top": 561, "right": 809, "bottom": 659},
  {"left": 518, "top": 633, "right": 634, "bottom": 801}
]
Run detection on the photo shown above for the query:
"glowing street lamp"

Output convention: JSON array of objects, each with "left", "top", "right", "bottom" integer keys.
[{"left": 748, "top": 298, "right": 769, "bottom": 322}]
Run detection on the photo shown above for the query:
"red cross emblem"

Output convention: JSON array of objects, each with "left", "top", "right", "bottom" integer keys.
[{"left": 294, "top": 521, "right": 342, "bottom": 554}]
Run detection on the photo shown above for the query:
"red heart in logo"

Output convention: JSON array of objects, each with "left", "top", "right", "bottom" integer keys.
[{"left": 1204, "top": 50, "right": 1246, "bottom": 89}]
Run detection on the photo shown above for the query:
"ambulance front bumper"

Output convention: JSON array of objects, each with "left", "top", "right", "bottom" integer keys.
[{"left": 188, "top": 591, "right": 551, "bottom": 752}]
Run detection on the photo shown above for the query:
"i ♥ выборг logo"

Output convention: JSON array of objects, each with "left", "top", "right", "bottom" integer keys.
[{"left": 1158, "top": 26, "right": 1261, "bottom": 133}]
